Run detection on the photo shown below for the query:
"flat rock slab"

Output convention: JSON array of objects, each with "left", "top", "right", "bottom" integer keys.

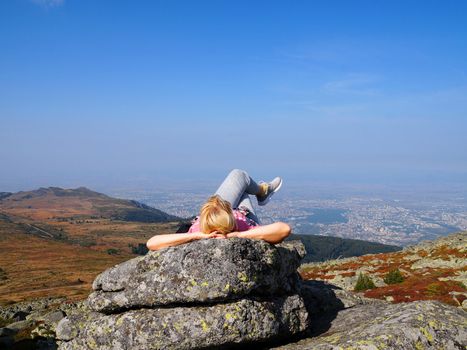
[
  {"left": 89, "top": 238, "right": 305, "bottom": 312},
  {"left": 274, "top": 300, "right": 467, "bottom": 350},
  {"left": 57, "top": 294, "right": 309, "bottom": 350}
]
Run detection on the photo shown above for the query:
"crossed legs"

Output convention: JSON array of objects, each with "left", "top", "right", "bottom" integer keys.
[{"left": 214, "top": 169, "right": 262, "bottom": 224}]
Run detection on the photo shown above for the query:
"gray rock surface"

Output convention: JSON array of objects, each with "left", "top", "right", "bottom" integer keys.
[
  {"left": 89, "top": 238, "right": 305, "bottom": 313},
  {"left": 0, "top": 297, "right": 87, "bottom": 350},
  {"left": 0, "top": 296, "right": 66, "bottom": 320},
  {"left": 274, "top": 300, "right": 467, "bottom": 349},
  {"left": 58, "top": 294, "right": 308, "bottom": 350},
  {"left": 57, "top": 239, "right": 310, "bottom": 349}
]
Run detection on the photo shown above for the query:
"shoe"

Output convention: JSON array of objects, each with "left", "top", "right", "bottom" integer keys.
[{"left": 256, "top": 177, "right": 283, "bottom": 206}]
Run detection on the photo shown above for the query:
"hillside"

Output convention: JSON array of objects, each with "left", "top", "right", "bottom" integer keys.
[
  {"left": 300, "top": 231, "right": 467, "bottom": 308},
  {"left": 0, "top": 186, "right": 180, "bottom": 223},
  {"left": 0, "top": 187, "right": 183, "bottom": 305},
  {"left": 0, "top": 219, "right": 128, "bottom": 304},
  {"left": 288, "top": 234, "right": 401, "bottom": 263}
]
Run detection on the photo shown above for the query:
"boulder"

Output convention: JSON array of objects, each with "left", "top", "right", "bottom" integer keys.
[
  {"left": 41, "top": 310, "right": 66, "bottom": 324},
  {"left": 58, "top": 294, "right": 308, "bottom": 350},
  {"left": 89, "top": 238, "right": 305, "bottom": 313},
  {"left": 57, "top": 238, "right": 310, "bottom": 349}
]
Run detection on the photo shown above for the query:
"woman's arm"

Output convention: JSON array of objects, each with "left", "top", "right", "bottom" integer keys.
[
  {"left": 146, "top": 232, "right": 223, "bottom": 251},
  {"left": 146, "top": 222, "right": 291, "bottom": 250},
  {"left": 226, "top": 221, "right": 291, "bottom": 244}
]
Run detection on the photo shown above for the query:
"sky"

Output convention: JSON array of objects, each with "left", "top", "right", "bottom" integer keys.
[{"left": 1, "top": 0, "right": 466, "bottom": 192}]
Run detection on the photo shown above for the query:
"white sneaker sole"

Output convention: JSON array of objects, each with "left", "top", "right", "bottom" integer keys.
[{"left": 258, "top": 178, "right": 283, "bottom": 206}]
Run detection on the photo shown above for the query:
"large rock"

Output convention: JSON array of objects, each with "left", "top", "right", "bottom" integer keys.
[
  {"left": 57, "top": 294, "right": 309, "bottom": 349},
  {"left": 274, "top": 300, "right": 467, "bottom": 349},
  {"left": 56, "top": 238, "right": 310, "bottom": 349},
  {"left": 89, "top": 238, "right": 305, "bottom": 313}
]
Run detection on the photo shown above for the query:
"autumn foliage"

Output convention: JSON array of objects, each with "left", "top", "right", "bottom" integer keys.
[{"left": 300, "top": 232, "right": 467, "bottom": 307}]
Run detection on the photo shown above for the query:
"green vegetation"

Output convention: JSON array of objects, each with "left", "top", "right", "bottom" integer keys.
[
  {"left": 288, "top": 234, "right": 401, "bottom": 263},
  {"left": 106, "top": 248, "right": 120, "bottom": 255},
  {"left": 426, "top": 283, "right": 443, "bottom": 296},
  {"left": 0, "top": 267, "right": 6, "bottom": 281},
  {"left": 79, "top": 240, "right": 97, "bottom": 247},
  {"left": 112, "top": 208, "right": 179, "bottom": 223},
  {"left": 130, "top": 243, "right": 149, "bottom": 255},
  {"left": 384, "top": 268, "right": 404, "bottom": 284},
  {"left": 354, "top": 273, "right": 376, "bottom": 291}
]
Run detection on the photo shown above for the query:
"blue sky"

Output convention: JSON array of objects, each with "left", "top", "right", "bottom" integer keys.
[{"left": 1, "top": 0, "right": 466, "bottom": 191}]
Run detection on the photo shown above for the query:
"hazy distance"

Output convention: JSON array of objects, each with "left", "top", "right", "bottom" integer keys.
[{"left": 1, "top": 1, "right": 466, "bottom": 192}]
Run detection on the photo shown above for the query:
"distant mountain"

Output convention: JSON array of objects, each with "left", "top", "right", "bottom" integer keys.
[
  {"left": 288, "top": 234, "right": 401, "bottom": 263},
  {"left": 0, "top": 192, "right": 11, "bottom": 200},
  {"left": 0, "top": 186, "right": 180, "bottom": 223}
]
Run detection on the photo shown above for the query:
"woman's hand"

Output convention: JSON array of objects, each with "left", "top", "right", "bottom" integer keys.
[{"left": 193, "top": 232, "right": 226, "bottom": 240}]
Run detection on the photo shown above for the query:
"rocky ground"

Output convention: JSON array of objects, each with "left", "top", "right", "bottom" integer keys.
[
  {"left": 0, "top": 234, "right": 466, "bottom": 349},
  {"left": 300, "top": 231, "right": 467, "bottom": 308},
  {"left": 0, "top": 296, "right": 85, "bottom": 349},
  {"left": 275, "top": 298, "right": 466, "bottom": 350}
]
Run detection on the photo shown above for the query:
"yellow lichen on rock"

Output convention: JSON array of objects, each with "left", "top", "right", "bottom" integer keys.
[{"left": 200, "top": 319, "right": 209, "bottom": 332}]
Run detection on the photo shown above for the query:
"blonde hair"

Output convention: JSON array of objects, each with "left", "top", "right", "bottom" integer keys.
[{"left": 199, "top": 195, "right": 237, "bottom": 234}]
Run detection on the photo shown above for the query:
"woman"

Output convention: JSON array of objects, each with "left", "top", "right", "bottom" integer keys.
[{"left": 146, "top": 169, "right": 291, "bottom": 251}]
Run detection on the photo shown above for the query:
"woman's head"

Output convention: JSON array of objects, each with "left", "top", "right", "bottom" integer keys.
[{"left": 199, "top": 195, "right": 236, "bottom": 234}]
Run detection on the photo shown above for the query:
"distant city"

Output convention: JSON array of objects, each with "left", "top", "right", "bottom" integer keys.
[{"left": 108, "top": 183, "right": 467, "bottom": 247}]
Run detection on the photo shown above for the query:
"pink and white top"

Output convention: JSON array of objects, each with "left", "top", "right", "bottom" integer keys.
[{"left": 188, "top": 208, "right": 259, "bottom": 233}]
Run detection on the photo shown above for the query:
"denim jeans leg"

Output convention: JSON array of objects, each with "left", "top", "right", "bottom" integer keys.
[
  {"left": 237, "top": 193, "right": 261, "bottom": 224},
  {"left": 214, "top": 169, "right": 261, "bottom": 208}
]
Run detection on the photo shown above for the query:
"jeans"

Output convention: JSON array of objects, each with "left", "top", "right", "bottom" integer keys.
[{"left": 214, "top": 169, "right": 262, "bottom": 224}]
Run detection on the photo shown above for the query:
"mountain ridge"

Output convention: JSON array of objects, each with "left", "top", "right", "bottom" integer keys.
[
  {"left": 0, "top": 186, "right": 180, "bottom": 223},
  {"left": 0, "top": 186, "right": 183, "bottom": 304}
]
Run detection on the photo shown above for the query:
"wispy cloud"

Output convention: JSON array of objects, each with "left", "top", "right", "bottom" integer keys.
[
  {"left": 281, "top": 85, "right": 467, "bottom": 122},
  {"left": 30, "top": 0, "right": 64, "bottom": 8},
  {"left": 323, "top": 73, "right": 381, "bottom": 96},
  {"left": 278, "top": 41, "right": 389, "bottom": 65}
]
